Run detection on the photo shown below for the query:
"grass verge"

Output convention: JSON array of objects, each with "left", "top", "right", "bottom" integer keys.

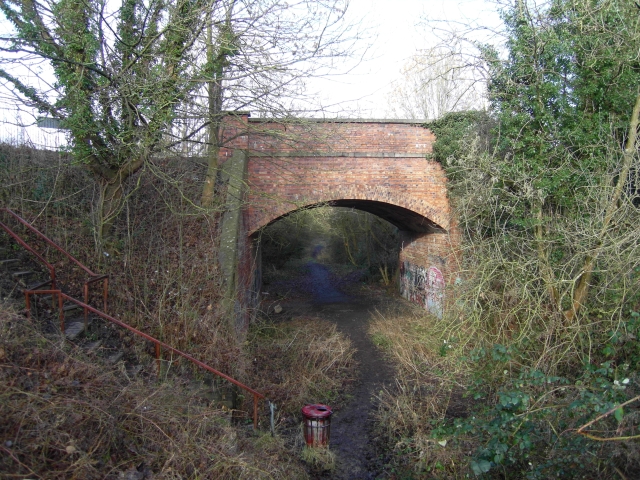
[
  {"left": 369, "top": 305, "right": 472, "bottom": 478},
  {"left": 0, "top": 301, "right": 308, "bottom": 479},
  {"left": 248, "top": 315, "right": 357, "bottom": 420}
]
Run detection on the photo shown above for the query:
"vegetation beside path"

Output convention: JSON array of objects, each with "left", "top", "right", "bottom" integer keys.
[
  {"left": 0, "top": 302, "right": 307, "bottom": 479},
  {"left": 0, "top": 296, "right": 360, "bottom": 478},
  {"left": 368, "top": 1, "right": 640, "bottom": 477}
]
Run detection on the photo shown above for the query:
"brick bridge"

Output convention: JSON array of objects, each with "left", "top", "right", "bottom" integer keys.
[{"left": 217, "top": 114, "right": 459, "bottom": 326}]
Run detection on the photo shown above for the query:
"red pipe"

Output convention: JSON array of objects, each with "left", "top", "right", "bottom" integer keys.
[{"left": 25, "top": 290, "right": 266, "bottom": 428}]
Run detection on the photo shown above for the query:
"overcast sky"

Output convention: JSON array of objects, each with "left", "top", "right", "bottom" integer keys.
[
  {"left": 309, "top": 0, "right": 503, "bottom": 118},
  {"left": 0, "top": 0, "right": 503, "bottom": 146}
]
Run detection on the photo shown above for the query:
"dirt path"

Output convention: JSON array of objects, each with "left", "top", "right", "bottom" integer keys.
[
  {"left": 277, "top": 261, "right": 397, "bottom": 479},
  {"left": 311, "top": 300, "right": 395, "bottom": 479}
]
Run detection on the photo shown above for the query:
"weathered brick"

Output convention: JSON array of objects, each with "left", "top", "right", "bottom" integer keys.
[{"left": 220, "top": 115, "right": 459, "bottom": 317}]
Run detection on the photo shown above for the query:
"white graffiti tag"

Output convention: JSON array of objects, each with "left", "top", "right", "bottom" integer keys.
[{"left": 425, "top": 266, "right": 445, "bottom": 318}]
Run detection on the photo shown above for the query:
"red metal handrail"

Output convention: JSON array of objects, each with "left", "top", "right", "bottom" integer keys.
[
  {"left": 2, "top": 208, "right": 96, "bottom": 275},
  {"left": 0, "top": 208, "right": 108, "bottom": 313},
  {"left": 25, "top": 289, "right": 266, "bottom": 429},
  {"left": 0, "top": 220, "right": 56, "bottom": 290}
]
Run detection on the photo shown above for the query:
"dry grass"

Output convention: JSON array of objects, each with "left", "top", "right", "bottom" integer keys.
[
  {"left": 369, "top": 306, "right": 472, "bottom": 478},
  {"left": 0, "top": 144, "right": 351, "bottom": 478},
  {"left": 0, "top": 301, "right": 309, "bottom": 479},
  {"left": 100, "top": 158, "right": 239, "bottom": 372},
  {"left": 0, "top": 146, "right": 244, "bottom": 377},
  {"left": 300, "top": 445, "right": 336, "bottom": 472},
  {"left": 248, "top": 316, "right": 357, "bottom": 419},
  {"left": 0, "top": 142, "right": 362, "bottom": 478}
]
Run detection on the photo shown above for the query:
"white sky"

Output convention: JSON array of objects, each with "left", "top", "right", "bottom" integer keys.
[
  {"left": 310, "top": 0, "right": 503, "bottom": 118},
  {"left": 0, "top": 0, "right": 503, "bottom": 146}
]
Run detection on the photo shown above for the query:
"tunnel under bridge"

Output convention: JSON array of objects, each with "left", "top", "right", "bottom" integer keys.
[{"left": 216, "top": 114, "right": 460, "bottom": 327}]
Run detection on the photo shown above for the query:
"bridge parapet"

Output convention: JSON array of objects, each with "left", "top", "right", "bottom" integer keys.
[{"left": 217, "top": 114, "right": 459, "bottom": 323}]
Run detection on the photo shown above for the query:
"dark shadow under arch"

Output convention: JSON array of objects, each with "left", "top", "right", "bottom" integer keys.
[{"left": 257, "top": 199, "right": 445, "bottom": 234}]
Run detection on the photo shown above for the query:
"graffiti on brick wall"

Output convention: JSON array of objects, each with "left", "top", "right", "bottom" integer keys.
[
  {"left": 426, "top": 266, "right": 445, "bottom": 318},
  {"left": 399, "top": 261, "right": 426, "bottom": 305},
  {"left": 400, "top": 262, "right": 445, "bottom": 317}
]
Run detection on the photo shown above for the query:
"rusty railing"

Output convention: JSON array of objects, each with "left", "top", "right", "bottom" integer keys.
[
  {"left": 0, "top": 208, "right": 108, "bottom": 314},
  {"left": 25, "top": 289, "right": 266, "bottom": 429},
  {"left": 0, "top": 219, "right": 55, "bottom": 290}
]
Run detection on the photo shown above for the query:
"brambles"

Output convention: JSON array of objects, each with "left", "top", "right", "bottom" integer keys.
[
  {"left": 371, "top": 2, "right": 640, "bottom": 476},
  {"left": 434, "top": 335, "right": 640, "bottom": 478}
]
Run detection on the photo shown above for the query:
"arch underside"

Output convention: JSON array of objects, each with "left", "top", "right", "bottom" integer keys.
[{"left": 258, "top": 199, "right": 445, "bottom": 234}]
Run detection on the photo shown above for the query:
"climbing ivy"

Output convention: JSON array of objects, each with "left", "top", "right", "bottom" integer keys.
[
  {"left": 424, "top": 110, "right": 492, "bottom": 169},
  {"left": 0, "top": 0, "right": 212, "bottom": 242}
]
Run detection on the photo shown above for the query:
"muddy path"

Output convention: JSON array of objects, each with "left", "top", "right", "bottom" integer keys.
[
  {"left": 273, "top": 259, "right": 399, "bottom": 479},
  {"left": 310, "top": 299, "right": 394, "bottom": 479}
]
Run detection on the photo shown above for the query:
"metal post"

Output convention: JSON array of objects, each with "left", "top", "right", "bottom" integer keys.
[
  {"left": 83, "top": 283, "right": 89, "bottom": 329},
  {"left": 25, "top": 292, "right": 31, "bottom": 320},
  {"left": 50, "top": 274, "right": 56, "bottom": 311},
  {"left": 253, "top": 394, "right": 258, "bottom": 430},
  {"left": 270, "top": 401, "right": 276, "bottom": 437},
  {"left": 155, "top": 342, "right": 161, "bottom": 377},
  {"left": 103, "top": 278, "right": 108, "bottom": 312},
  {"left": 58, "top": 292, "right": 64, "bottom": 334}
]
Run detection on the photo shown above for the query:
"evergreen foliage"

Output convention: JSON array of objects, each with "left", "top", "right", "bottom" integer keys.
[
  {"left": 485, "top": 0, "right": 640, "bottom": 216},
  {"left": 418, "top": 1, "right": 640, "bottom": 476}
]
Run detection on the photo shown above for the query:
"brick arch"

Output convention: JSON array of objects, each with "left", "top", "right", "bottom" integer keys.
[
  {"left": 254, "top": 199, "right": 445, "bottom": 235},
  {"left": 241, "top": 136, "right": 452, "bottom": 236},
  {"left": 218, "top": 115, "right": 460, "bottom": 323}
]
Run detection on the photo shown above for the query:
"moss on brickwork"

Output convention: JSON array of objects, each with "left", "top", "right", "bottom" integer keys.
[{"left": 218, "top": 149, "right": 248, "bottom": 327}]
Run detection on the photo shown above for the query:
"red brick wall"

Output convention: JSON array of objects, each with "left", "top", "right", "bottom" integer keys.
[
  {"left": 219, "top": 115, "right": 459, "bottom": 315},
  {"left": 220, "top": 117, "right": 435, "bottom": 156}
]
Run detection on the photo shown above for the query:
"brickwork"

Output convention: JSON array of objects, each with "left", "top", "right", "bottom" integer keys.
[{"left": 218, "top": 115, "right": 459, "bottom": 315}]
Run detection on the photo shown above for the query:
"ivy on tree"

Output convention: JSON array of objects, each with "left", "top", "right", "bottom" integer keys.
[
  {"left": 0, "top": 0, "right": 358, "bottom": 244},
  {"left": 0, "top": 0, "right": 212, "bottom": 243}
]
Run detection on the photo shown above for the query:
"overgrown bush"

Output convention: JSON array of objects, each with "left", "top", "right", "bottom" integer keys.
[
  {"left": 371, "top": 1, "right": 640, "bottom": 476},
  {"left": 435, "top": 325, "right": 640, "bottom": 478}
]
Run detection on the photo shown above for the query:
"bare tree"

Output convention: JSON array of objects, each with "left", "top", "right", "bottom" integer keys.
[
  {"left": 385, "top": 43, "right": 486, "bottom": 120},
  {"left": 0, "top": 0, "right": 363, "bottom": 238},
  {"left": 186, "top": 0, "right": 362, "bottom": 205}
]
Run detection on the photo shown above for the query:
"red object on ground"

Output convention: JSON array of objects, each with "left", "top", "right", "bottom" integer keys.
[{"left": 302, "top": 404, "right": 332, "bottom": 447}]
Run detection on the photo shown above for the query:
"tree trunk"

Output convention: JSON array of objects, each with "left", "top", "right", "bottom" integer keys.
[
  {"left": 201, "top": 20, "right": 220, "bottom": 207},
  {"left": 534, "top": 204, "right": 560, "bottom": 312},
  {"left": 564, "top": 90, "right": 640, "bottom": 321},
  {"left": 93, "top": 158, "right": 145, "bottom": 248},
  {"left": 201, "top": 4, "right": 235, "bottom": 208},
  {"left": 96, "top": 177, "right": 124, "bottom": 245},
  {"left": 201, "top": 135, "right": 220, "bottom": 207}
]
